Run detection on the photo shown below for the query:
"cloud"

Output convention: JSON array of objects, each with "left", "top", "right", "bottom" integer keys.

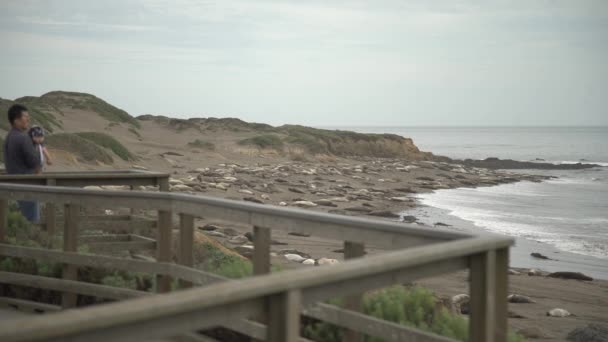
[
  {"left": 0, "top": 0, "right": 606, "bottom": 125},
  {"left": 15, "top": 16, "right": 156, "bottom": 32}
]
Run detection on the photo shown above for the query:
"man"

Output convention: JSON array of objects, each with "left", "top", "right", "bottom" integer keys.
[{"left": 3, "top": 104, "right": 41, "bottom": 222}]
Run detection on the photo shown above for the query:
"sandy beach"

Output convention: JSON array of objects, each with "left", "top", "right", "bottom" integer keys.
[{"left": 132, "top": 155, "right": 607, "bottom": 342}]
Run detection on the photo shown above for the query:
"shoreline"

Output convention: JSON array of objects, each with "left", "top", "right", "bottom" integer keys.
[
  {"left": 404, "top": 202, "right": 608, "bottom": 280},
  {"left": 37, "top": 145, "right": 608, "bottom": 341},
  {"left": 164, "top": 158, "right": 607, "bottom": 341}
]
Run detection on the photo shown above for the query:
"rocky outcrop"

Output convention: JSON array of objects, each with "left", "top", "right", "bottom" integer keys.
[
  {"left": 460, "top": 157, "right": 600, "bottom": 170},
  {"left": 567, "top": 324, "right": 608, "bottom": 342}
]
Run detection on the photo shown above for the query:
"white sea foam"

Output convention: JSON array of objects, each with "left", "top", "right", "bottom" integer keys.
[
  {"left": 553, "top": 161, "right": 608, "bottom": 167},
  {"left": 417, "top": 180, "right": 608, "bottom": 260}
]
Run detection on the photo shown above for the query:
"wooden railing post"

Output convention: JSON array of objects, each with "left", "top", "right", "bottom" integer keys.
[
  {"left": 0, "top": 199, "right": 7, "bottom": 243},
  {"left": 469, "top": 250, "right": 496, "bottom": 342},
  {"left": 44, "top": 178, "right": 56, "bottom": 247},
  {"left": 267, "top": 289, "right": 301, "bottom": 342},
  {"left": 156, "top": 176, "right": 173, "bottom": 293},
  {"left": 343, "top": 241, "right": 365, "bottom": 342},
  {"left": 62, "top": 203, "right": 80, "bottom": 308},
  {"left": 156, "top": 209, "right": 172, "bottom": 293},
  {"left": 158, "top": 177, "right": 170, "bottom": 193},
  {"left": 179, "top": 213, "right": 194, "bottom": 288},
  {"left": 494, "top": 248, "right": 509, "bottom": 342},
  {"left": 252, "top": 226, "right": 272, "bottom": 342},
  {"left": 253, "top": 226, "right": 271, "bottom": 276}
]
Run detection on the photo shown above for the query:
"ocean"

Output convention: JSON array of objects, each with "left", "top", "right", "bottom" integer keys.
[{"left": 335, "top": 126, "right": 608, "bottom": 278}]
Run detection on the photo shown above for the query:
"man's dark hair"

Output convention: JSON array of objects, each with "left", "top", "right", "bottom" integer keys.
[{"left": 8, "top": 104, "right": 28, "bottom": 125}]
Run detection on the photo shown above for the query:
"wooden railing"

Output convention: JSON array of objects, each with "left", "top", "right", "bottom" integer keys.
[
  {"left": 0, "top": 170, "right": 170, "bottom": 243},
  {"left": 0, "top": 180, "right": 512, "bottom": 342}
]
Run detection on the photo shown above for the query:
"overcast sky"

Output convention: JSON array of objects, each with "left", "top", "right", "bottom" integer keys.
[{"left": 0, "top": 1, "right": 607, "bottom": 126}]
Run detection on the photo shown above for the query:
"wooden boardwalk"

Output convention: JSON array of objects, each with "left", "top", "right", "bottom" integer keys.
[{"left": 0, "top": 171, "right": 512, "bottom": 342}]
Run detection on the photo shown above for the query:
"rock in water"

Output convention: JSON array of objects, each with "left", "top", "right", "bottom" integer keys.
[
  {"left": 547, "top": 308, "right": 572, "bottom": 317},
  {"left": 531, "top": 252, "right": 550, "bottom": 260},
  {"left": 567, "top": 324, "right": 608, "bottom": 342},
  {"left": 284, "top": 254, "right": 306, "bottom": 262},
  {"left": 548, "top": 272, "right": 593, "bottom": 281},
  {"left": 508, "top": 294, "right": 535, "bottom": 303}
]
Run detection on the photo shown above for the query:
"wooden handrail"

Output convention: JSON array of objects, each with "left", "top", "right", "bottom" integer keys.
[
  {"left": 0, "top": 237, "right": 509, "bottom": 342},
  {"left": 0, "top": 183, "right": 472, "bottom": 247},
  {"left": 0, "top": 181, "right": 512, "bottom": 342}
]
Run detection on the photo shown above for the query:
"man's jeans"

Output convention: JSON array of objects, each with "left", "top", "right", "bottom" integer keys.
[{"left": 18, "top": 200, "right": 40, "bottom": 224}]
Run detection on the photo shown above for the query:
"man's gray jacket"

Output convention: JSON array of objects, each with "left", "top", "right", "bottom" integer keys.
[{"left": 3, "top": 127, "right": 40, "bottom": 174}]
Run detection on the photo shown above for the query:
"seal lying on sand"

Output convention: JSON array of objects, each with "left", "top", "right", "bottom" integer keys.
[{"left": 548, "top": 272, "right": 593, "bottom": 281}]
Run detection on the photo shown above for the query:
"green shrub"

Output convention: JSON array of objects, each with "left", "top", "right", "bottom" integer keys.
[
  {"left": 101, "top": 271, "right": 139, "bottom": 290},
  {"left": 280, "top": 125, "right": 410, "bottom": 157},
  {"left": 188, "top": 139, "right": 216, "bottom": 151},
  {"left": 5, "top": 209, "right": 35, "bottom": 239},
  {"left": 199, "top": 243, "right": 252, "bottom": 279},
  {"left": 46, "top": 133, "right": 114, "bottom": 163},
  {"left": 75, "top": 132, "right": 136, "bottom": 161},
  {"left": 237, "top": 134, "right": 284, "bottom": 150},
  {"left": 0, "top": 207, "right": 61, "bottom": 278},
  {"left": 304, "top": 286, "right": 525, "bottom": 342}
]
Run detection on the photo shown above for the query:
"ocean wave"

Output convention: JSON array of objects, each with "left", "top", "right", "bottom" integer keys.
[
  {"left": 444, "top": 207, "right": 608, "bottom": 259},
  {"left": 551, "top": 161, "right": 608, "bottom": 167},
  {"left": 418, "top": 188, "right": 608, "bottom": 259}
]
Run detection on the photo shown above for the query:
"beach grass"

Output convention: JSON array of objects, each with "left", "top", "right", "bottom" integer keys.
[
  {"left": 75, "top": 132, "right": 136, "bottom": 161},
  {"left": 187, "top": 139, "right": 216, "bottom": 151},
  {"left": 46, "top": 133, "right": 114, "bottom": 164},
  {"left": 237, "top": 134, "right": 284, "bottom": 150}
]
